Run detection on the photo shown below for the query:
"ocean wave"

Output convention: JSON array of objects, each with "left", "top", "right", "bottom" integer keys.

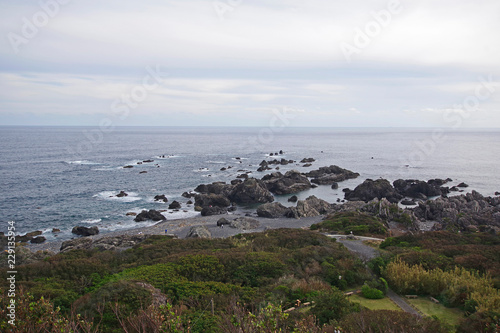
[
  {"left": 193, "top": 167, "right": 210, "bottom": 172},
  {"left": 206, "top": 160, "right": 226, "bottom": 164},
  {"left": 156, "top": 155, "right": 181, "bottom": 159},
  {"left": 66, "top": 160, "right": 102, "bottom": 165},
  {"left": 81, "top": 218, "right": 102, "bottom": 224},
  {"left": 93, "top": 191, "right": 142, "bottom": 202}
]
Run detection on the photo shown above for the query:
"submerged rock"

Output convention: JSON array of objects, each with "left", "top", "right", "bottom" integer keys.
[{"left": 154, "top": 194, "right": 168, "bottom": 202}]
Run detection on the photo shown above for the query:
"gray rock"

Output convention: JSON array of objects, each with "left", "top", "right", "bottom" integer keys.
[
  {"left": 217, "top": 218, "right": 231, "bottom": 226},
  {"left": 288, "top": 195, "right": 298, "bottom": 203},
  {"left": 201, "top": 206, "right": 228, "bottom": 216},
  {"left": 305, "top": 165, "right": 360, "bottom": 185},
  {"left": 168, "top": 201, "right": 181, "bottom": 209},
  {"left": 72, "top": 226, "right": 99, "bottom": 236},
  {"left": 257, "top": 202, "right": 288, "bottom": 218},
  {"left": 286, "top": 195, "right": 332, "bottom": 218},
  {"left": 30, "top": 236, "right": 46, "bottom": 244},
  {"left": 194, "top": 193, "right": 230, "bottom": 208},
  {"left": 134, "top": 210, "right": 166, "bottom": 222},
  {"left": 229, "top": 178, "right": 274, "bottom": 204},
  {"left": 262, "top": 170, "right": 312, "bottom": 195},
  {"left": 186, "top": 226, "right": 211, "bottom": 239},
  {"left": 154, "top": 194, "right": 168, "bottom": 202},
  {"left": 230, "top": 217, "right": 260, "bottom": 230},
  {"left": 345, "top": 179, "right": 403, "bottom": 203}
]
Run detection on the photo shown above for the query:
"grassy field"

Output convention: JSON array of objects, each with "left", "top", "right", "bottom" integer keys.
[
  {"left": 407, "top": 297, "right": 464, "bottom": 327},
  {"left": 348, "top": 294, "right": 401, "bottom": 311}
]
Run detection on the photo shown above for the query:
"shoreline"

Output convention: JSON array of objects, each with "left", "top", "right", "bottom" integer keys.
[{"left": 26, "top": 213, "right": 325, "bottom": 254}]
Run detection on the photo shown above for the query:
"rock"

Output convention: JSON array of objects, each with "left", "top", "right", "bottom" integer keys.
[
  {"left": 331, "top": 183, "right": 339, "bottom": 190},
  {"left": 116, "top": 191, "right": 128, "bottom": 197},
  {"left": 123, "top": 165, "right": 134, "bottom": 169},
  {"left": 220, "top": 167, "right": 227, "bottom": 171},
  {"left": 168, "top": 201, "right": 181, "bottom": 209},
  {"left": 187, "top": 200, "right": 193, "bottom": 205},
  {"left": 286, "top": 195, "right": 332, "bottom": 218},
  {"left": 303, "top": 163, "right": 312, "bottom": 167},
  {"left": 186, "top": 226, "right": 211, "bottom": 239},
  {"left": 182, "top": 191, "right": 196, "bottom": 198},
  {"left": 231, "top": 179, "right": 243, "bottom": 185},
  {"left": 229, "top": 178, "right": 274, "bottom": 204},
  {"left": 26, "top": 231, "right": 42, "bottom": 238},
  {"left": 257, "top": 165, "right": 272, "bottom": 172},
  {"left": 345, "top": 179, "right": 402, "bottom": 203},
  {"left": 52, "top": 228, "right": 61, "bottom": 233},
  {"left": 143, "top": 159, "right": 154, "bottom": 163},
  {"left": 61, "top": 234, "right": 150, "bottom": 252},
  {"left": 201, "top": 206, "right": 228, "bottom": 216},
  {"left": 134, "top": 210, "right": 166, "bottom": 222},
  {"left": 237, "top": 173, "right": 249, "bottom": 179},
  {"left": 139, "top": 171, "right": 147, "bottom": 174},
  {"left": 194, "top": 206, "right": 203, "bottom": 212},
  {"left": 496, "top": 191, "right": 500, "bottom": 196},
  {"left": 194, "top": 182, "right": 233, "bottom": 196},
  {"left": 154, "top": 194, "right": 168, "bottom": 202},
  {"left": 1, "top": 247, "right": 54, "bottom": 266},
  {"left": 194, "top": 193, "right": 230, "bottom": 208},
  {"left": 217, "top": 218, "right": 231, "bottom": 226},
  {"left": 72, "top": 226, "right": 99, "bottom": 236},
  {"left": 126, "top": 212, "right": 137, "bottom": 216},
  {"left": 288, "top": 195, "right": 298, "bottom": 203},
  {"left": 30, "top": 236, "right": 46, "bottom": 244},
  {"left": 279, "top": 150, "right": 284, "bottom": 154},
  {"left": 300, "top": 158, "right": 315, "bottom": 163},
  {"left": 457, "top": 182, "right": 469, "bottom": 188},
  {"left": 401, "top": 199, "right": 417, "bottom": 206},
  {"left": 393, "top": 179, "right": 444, "bottom": 199},
  {"left": 262, "top": 170, "right": 312, "bottom": 195},
  {"left": 230, "top": 217, "right": 260, "bottom": 230},
  {"left": 257, "top": 202, "right": 288, "bottom": 218},
  {"left": 305, "top": 165, "right": 360, "bottom": 185}
]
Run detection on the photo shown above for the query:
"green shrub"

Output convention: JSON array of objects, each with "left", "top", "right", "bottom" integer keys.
[{"left": 361, "top": 284, "right": 384, "bottom": 299}]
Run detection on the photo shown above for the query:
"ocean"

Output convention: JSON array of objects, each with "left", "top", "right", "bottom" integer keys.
[{"left": 1, "top": 126, "right": 499, "bottom": 241}]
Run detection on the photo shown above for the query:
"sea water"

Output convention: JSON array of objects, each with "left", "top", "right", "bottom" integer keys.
[{"left": 0, "top": 126, "right": 498, "bottom": 241}]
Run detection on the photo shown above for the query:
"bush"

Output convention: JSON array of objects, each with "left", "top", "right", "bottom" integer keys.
[{"left": 361, "top": 284, "right": 384, "bottom": 299}]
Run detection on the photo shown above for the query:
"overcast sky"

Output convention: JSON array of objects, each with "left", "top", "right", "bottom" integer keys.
[{"left": 1, "top": 0, "right": 499, "bottom": 127}]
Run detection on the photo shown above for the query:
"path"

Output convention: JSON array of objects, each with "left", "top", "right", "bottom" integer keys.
[{"left": 326, "top": 234, "right": 421, "bottom": 317}]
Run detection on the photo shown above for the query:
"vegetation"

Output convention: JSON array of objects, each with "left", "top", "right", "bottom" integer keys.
[{"left": 310, "top": 212, "right": 388, "bottom": 236}]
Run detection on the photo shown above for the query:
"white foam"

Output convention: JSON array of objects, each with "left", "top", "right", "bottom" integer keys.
[
  {"left": 156, "top": 155, "right": 180, "bottom": 159},
  {"left": 93, "top": 166, "right": 115, "bottom": 171},
  {"left": 93, "top": 191, "right": 142, "bottom": 202},
  {"left": 81, "top": 218, "right": 102, "bottom": 224},
  {"left": 206, "top": 160, "right": 226, "bottom": 164},
  {"left": 193, "top": 167, "right": 210, "bottom": 172},
  {"left": 66, "top": 160, "right": 101, "bottom": 165}
]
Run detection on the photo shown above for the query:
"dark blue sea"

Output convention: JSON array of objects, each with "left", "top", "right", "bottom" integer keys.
[{"left": 1, "top": 126, "right": 499, "bottom": 241}]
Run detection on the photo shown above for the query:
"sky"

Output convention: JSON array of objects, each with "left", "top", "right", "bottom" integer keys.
[{"left": 0, "top": 0, "right": 499, "bottom": 128}]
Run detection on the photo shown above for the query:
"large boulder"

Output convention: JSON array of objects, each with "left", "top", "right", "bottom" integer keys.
[
  {"left": 344, "top": 179, "right": 402, "bottom": 203},
  {"left": 134, "top": 210, "right": 166, "bottom": 222},
  {"left": 71, "top": 226, "right": 99, "bottom": 236},
  {"left": 305, "top": 165, "right": 360, "bottom": 185},
  {"left": 393, "top": 179, "right": 445, "bottom": 200},
  {"left": 286, "top": 195, "right": 332, "bottom": 218},
  {"left": 229, "top": 178, "right": 274, "bottom": 204},
  {"left": 168, "top": 201, "right": 181, "bottom": 209},
  {"left": 257, "top": 202, "right": 289, "bottom": 218},
  {"left": 194, "top": 182, "right": 233, "bottom": 196},
  {"left": 186, "top": 226, "right": 211, "bottom": 239},
  {"left": 201, "top": 206, "right": 228, "bottom": 216},
  {"left": 230, "top": 217, "right": 260, "bottom": 230},
  {"left": 262, "top": 170, "right": 312, "bottom": 194},
  {"left": 194, "top": 193, "right": 231, "bottom": 208}
]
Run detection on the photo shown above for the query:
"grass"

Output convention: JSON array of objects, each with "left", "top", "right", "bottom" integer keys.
[
  {"left": 407, "top": 297, "right": 464, "bottom": 327},
  {"left": 349, "top": 294, "right": 401, "bottom": 311}
]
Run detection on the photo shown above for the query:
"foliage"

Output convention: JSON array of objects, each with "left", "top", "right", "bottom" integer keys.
[
  {"left": 311, "top": 212, "right": 388, "bottom": 236},
  {"left": 361, "top": 284, "right": 384, "bottom": 299},
  {"left": 339, "top": 309, "right": 449, "bottom": 333},
  {"left": 310, "top": 287, "right": 353, "bottom": 325}
]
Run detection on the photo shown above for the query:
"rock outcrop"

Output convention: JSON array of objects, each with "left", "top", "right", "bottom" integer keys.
[
  {"left": 393, "top": 179, "right": 449, "bottom": 200},
  {"left": 229, "top": 178, "right": 274, "bottom": 204},
  {"left": 286, "top": 195, "right": 332, "bottom": 218},
  {"left": 257, "top": 202, "right": 289, "bottom": 218},
  {"left": 71, "top": 226, "right": 99, "bottom": 236},
  {"left": 344, "top": 179, "right": 403, "bottom": 203},
  {"left": 262, "top": 170, "right": 312, "bottom": 194},
  {"left": 134, "top": 210, "right": 166, "bottom": 222},
  {"left": 305, "top": 165, "right": 360, "bottom": 185},
  {"left": 230, "top": 217, "right": 260, "bottom": 230},
  {"left": 194, "top": 193, "right": 231, "bottom": 208},
  {"left": 186, "top": 226, "right": 211, "bottom": 239},
  {"left": 61, "top": 234, "right": 150, "bottom": 252},
  {"left": 201, "top": 206, "right": 228, "bottom": 216}
]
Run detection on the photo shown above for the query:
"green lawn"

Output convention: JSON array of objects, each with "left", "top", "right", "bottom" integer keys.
[
  {"left": 349, "top": 294, "right": 402, "bottom": 311},
  {"left": 407, "top": 297, "right": 464, "bottom": 327}
]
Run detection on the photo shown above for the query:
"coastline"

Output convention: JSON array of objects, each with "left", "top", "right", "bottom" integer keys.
[{"left": 26, "top": 213, "right": 325, "bottom": 254}]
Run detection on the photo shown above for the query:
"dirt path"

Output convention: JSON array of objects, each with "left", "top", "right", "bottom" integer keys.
[{"left": 331, "top": 236, "right": 421, "bottom": 317}]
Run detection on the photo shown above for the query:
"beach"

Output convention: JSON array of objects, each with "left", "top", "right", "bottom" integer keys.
[{"left": 26, "top": 213, "right": 325, "bottom": 254}]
